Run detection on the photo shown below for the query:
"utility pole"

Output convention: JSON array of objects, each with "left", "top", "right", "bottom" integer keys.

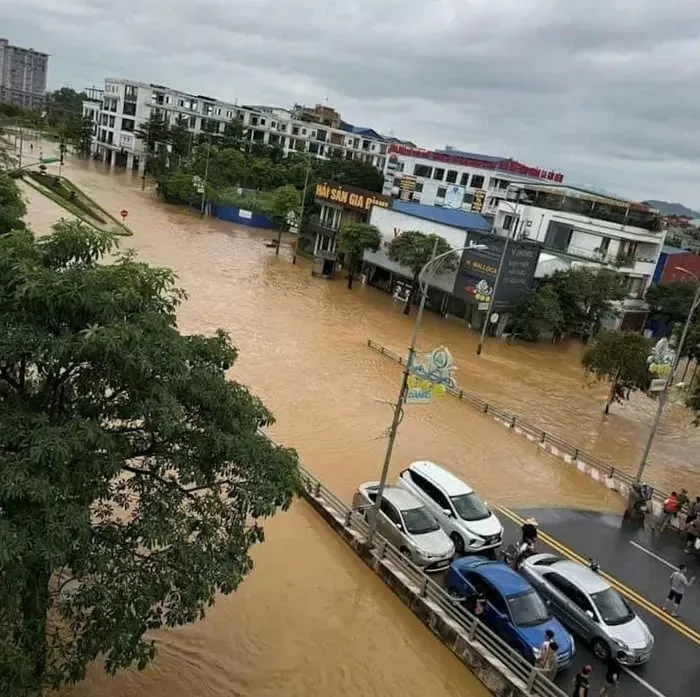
[
  {"left": 17, "top": 126, "right": 24, "bottom": 170},
  {"left": 292, "top": 156, "right": 312, "bottom": 265},
  {"left": 199, "top": 132, "right": 212, "bottom": 218}
]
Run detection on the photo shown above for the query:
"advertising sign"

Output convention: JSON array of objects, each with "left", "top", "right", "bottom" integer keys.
[
  {"left": 314, "top": 182, "right": 391, "bottom": 213},
  {"left": 443, "top": 185, "right": 464, "bottom": 209},
  {"left": 647, "top": 338, "right": 676, "bottom": 391},
  {"left": 471, "top": 189, "right": 486, "bottom": 213},
  {"left": 406, "top": 346, "right": 457, "bottom": 405},
  {"left": 452, "top": 232, "right": 540, "bottom": 309},
  {"left": 399, "top": 175, "right": 417, "bottom": 201}
]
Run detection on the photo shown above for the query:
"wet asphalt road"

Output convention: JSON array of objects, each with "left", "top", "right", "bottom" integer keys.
[{"left": 500, "top": 508, "right": 700, "bottom": 697}]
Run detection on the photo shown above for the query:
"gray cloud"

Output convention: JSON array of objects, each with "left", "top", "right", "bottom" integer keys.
[{"left": 3, "top": 0, "right": 700, "bottom": 207}]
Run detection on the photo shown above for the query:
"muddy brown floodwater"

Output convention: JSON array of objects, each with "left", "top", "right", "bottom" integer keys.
[{"left": 18, "top": 155, "right": 693, "bottom": 697}]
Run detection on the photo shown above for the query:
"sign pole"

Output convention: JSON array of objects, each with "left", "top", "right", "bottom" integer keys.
[{"left": 366, "top": 239, "right": 438, "bottom": 547}]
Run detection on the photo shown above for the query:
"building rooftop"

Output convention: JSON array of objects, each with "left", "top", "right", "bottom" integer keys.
[{"left": 390, "top": 200, "right": 491, "bottom": 232}]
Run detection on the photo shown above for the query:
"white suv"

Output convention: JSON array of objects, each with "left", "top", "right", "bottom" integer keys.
[{"left": 397, "top": 461, "right": 503, "bottom": 554}]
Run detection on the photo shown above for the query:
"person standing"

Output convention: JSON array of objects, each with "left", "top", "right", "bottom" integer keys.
[
  {"left": 662, "top": 563, "right": 694, "bottom": 617},
  {"left": 599, "top": 651, "right": 624, "bottom": 696},
  {"left": 572, "top": 665, "right": 592, "bottom": 697},
  {"left": 660, "top": 491, "right": 679, "bottom": 531},
  {"left": 535, "top": 629, "right": 555, "bottom": 670},
  {"left": 542, "top": 640, "right": 559, "bottom": 682}
]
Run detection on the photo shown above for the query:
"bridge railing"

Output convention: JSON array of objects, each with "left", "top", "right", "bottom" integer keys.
[
  {"left": 285, "top": 448, "right": 568, "bottom": 697},
  {"left": 366, "top": 339, "right": 671, "bottom": 508}
]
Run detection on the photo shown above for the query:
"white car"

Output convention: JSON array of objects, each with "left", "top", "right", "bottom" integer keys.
[{"left": 397, "top": 461, "right": 503, "bottom": 554}]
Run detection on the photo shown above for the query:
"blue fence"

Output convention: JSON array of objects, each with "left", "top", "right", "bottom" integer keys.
[{"left": 210, "top": 204, "right": 276, "bottom": 230}]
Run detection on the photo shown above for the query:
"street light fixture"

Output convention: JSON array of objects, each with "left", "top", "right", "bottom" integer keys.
[
  {"left": 366, "top": 239, "right": 488, "bottom": 546},
  {"left": 635, "top": 266, "right": 700, "bottom": 482},
  {"left": 475, "top": 189, "right": 529, "bottom": 356}
]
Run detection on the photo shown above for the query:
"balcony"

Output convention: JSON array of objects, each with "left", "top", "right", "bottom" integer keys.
[
  {"left": 538, "top": 241, "right": 657, "bottom": 268},
  {"left": 307, "top": 215, "right": 339, "bottom": 238}
]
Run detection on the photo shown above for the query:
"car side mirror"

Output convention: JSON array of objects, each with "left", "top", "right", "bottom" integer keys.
[
  {"left": 585, "top": 610, "right": 596, "bottom": 621},
  {"left": 396, "top": 522, "right": 404, "bottom": 532},
  {"left": 442, "top": 508, "right": 453, "bottom": 518}
]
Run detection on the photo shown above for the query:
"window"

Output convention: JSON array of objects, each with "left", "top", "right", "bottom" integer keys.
[
  {"left": 546, "top": 573, "right": 595, "bottom": 614},
  {"left": 414, "top": 164, "right": 432, "bottom": 177},
  {"left": 415, "top": 181, "right": 423, "bottom": 193},
  {"left": 402, "top": 507, "right": 440, "bottom": 535},
  {"left": 590, "top": 588, "right": 633, "bottom": 626},
  {"left": 407, "top": 470, "right": 451, "bottom": 510},
  {"left": 250, "top": 116, "right": 258, "bottom": 126},
  {"left": 460, "top": 172, "right": 470, "bottom": 186},
  {"left": 121, "top": 118, "right": 135, "bottom": 132},
  {"left": 463, "top": 192, "right": 474, "bottom": 205},
  {"left": 598, "top": 237, "right": 611, "bottom": 256},
  {"left": 507, "top": 590, "right": 550, "bottom": 627},
  {"left": 122, "top": 102, "right": 136, "bottom": 116},
  {"left": 433, "top": 168, "right": 445, "bottom": 181},
  {"left": 437, "top": 187, "right": 447, "bottom": 199},
  {"left": 380, "top": 499, "right": 402, "bottom": 527},
  {"left": 450, "top": 493, "right": 490, "bottom": 521},
  {"left": 446, "top": 170, "right": 458, "bottom": 183},
  {"left": 503, "top": 214, "right": 514, "bottom": 231},
  {"left": 477, "top": 579, "right": 508, "bottom": 614},
  {"left": 470, "top": 174, "right": 484, "bottom": 188}
]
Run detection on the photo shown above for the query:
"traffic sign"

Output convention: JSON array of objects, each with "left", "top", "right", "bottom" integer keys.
[{"left": 120, "top": 209, "right": 128, "bottom": 220}]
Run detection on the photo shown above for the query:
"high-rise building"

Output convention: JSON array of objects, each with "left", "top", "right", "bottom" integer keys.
[{"left": 0, "top": 38, "right": 49, "bottom": 109}]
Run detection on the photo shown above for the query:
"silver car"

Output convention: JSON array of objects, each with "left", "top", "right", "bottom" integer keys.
[
  {"left": 521, "top": 553, "right": 654, "bottom": 665},
  {"left": 352, "top": 482, "right": 455, "bottom": 572}
]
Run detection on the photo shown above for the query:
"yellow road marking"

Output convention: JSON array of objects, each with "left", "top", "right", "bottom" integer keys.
[{"left": 498, "top": 506, "right": 700, "bottom": 646}]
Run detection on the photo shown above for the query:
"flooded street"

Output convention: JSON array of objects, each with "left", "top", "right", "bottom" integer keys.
[{"left": 21, "top": 157, "right": 694, "bottom": 697}]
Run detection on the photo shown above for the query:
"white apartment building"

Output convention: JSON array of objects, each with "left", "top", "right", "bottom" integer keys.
[
  {"left": 0, "top": 38, "right": 48, "bottom": 109},
  {"left": 491, "top": 184, "right": 667, "bottom": 328},
  {"left": 82, "top": 78, "right": 399, "bottom": 173},
  {"left": 383, "top": 144, "right": 564, "bottom": 217}
]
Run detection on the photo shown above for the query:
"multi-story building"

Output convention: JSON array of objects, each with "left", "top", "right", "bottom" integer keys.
[
  {"left": 383, "top": 144, "right": 564, "bottom": 218},
  {"left": 0, "top": 38, "right": 49, "bottom": 109},
  {"left": 491, "top": 183, "right": 666, "bottom": 329},
  {"left": 82, "top": 78, "right": 404, "bottom": 173}
]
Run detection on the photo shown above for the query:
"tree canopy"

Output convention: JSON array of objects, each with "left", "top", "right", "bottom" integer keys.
[
  {"left": 337, "top": 223, "right": 382, "bottom": 289},
  {"left": 388, "top": 230, "right": 457, "bottom": 315},
  {"left": 0, "top": 172, "right": 27, "bottom": 234},
  {"left": 581, "top": 330, "right": 652, "bottom": 413},
  {"left": 645, "top": 280, "right": 699, "bottom": 327},
  {"left": 0, "top": 219, "right": 301, "bottom": 695}
]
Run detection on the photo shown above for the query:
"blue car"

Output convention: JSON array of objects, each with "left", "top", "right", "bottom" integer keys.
[{"left": 446, "top": 556, "right": 575, "bottom": 670}]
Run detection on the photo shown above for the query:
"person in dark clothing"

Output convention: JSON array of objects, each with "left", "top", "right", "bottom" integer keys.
[
  {"left": 521, "top": 518, "right": 538, "bottom": 544},
  {"left": 599, "top": 652, "right": 624, "bottom": 696},
  {"left": 572, "top": 665, "right": 592, "bottom": 697}
]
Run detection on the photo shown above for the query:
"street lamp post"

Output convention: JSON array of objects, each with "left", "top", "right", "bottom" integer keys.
[
  {"left": 366, "top": 239, "right": 488, "bottom": 546},
  {"left": 635, "top": 267, "right": 700, "bottom": 482},
  {"left": 292, "top": 156, "right": 312, "bottom": 265},
  {"left": 199, "top": 132, "right": 212, "bottom": 219},
  {"left": 476, "top": 196, "right": 523, "bottom": 356}
]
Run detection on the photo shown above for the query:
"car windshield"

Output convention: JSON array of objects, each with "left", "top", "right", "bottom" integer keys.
[
  {"left": 591, "top": 588, "right": 634, "bottom": 625},
  {"left": 507, "top": 590, "right": 551, "bottom": 627},
  {"left": 402, "top": 507, "right": 440, "bottom": 535},
  {"left": 450, "top": 492, "right": 490, "bottom": 521}
]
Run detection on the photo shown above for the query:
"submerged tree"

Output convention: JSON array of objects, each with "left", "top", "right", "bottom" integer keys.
[
  {"left": 388, "top": 230, "right": 457, "bottom": 315},
  {"left": 337, "top": 222, "right": 382, "bottom": 289},
  {"left": 0, "top": 220, "right": 301, "bottom": 696},
  {"left": 582, "top": 330, "right": 652, "bottom": 414}
]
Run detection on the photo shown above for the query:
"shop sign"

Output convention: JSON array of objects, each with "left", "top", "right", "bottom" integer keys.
[{"left": 314, "top": 181, "right": 391, "bottom": 213}]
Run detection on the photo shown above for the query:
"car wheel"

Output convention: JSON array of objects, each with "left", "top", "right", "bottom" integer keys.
[
  {"left": 451, "top": 533, "right": 465, "bottom": 555},
  {"left": 592, "top": 637, "right": 611, "bottom": 661}
]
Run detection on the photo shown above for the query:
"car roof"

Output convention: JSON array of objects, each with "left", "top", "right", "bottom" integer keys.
[
  {"left": 547, "top": 560, "right": 609, "bottom": 594},
  {"left": 453, "top": 557, "right": 532, "bottom": 596},
  {"left": 407, "top": 460, "right": 474, "bottom": 496},
  {"left": 381, "top": 485, "right": 425, "bottom": 511}
]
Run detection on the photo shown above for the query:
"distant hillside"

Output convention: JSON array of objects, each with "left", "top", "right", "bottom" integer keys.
[{"left": 644, "top": 200, "right": 700, "bottom": 218}]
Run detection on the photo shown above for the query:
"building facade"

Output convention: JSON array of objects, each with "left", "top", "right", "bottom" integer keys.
[
  {"left": 383, "top": 144, "right": 564, "bottom": 218},
  {"left": 490, "top": 183, "right": 666, "bottom": 326},
  {"left": 82, "top": 78, "right": 402, "bottom": 173},
  {"left": 0, "top": 38, "right": 48, "bottom": 109}
]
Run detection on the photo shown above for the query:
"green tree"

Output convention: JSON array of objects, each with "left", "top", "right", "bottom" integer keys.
[
  {"left": 134, "top": 112, "right": 171, "bottom": 174},
  {"left": 337, "top": 223, "right": 382, "bottom": 289},
  {"left": 387, "top": 230, "right": 457, "bottom": 315},
  {"left": 0, "top": 220, "right": 301, "bottom": 696},
  {"left": 510, "top": 285, "right": 564, "bottom": 341},
  {"left": 169, "top": 116, "right": 192, "bottom": 165},
  {"left": 546, "top": 268, "right": 626, "bottom": 338},
  {"left": 262, "top": 184, "right": 301, "bottom": 230},
  {"left": 0, "top": 172, "right": 26, "bottom": 234},
  {"left": 68, "top": 115, "right": 94, "bottom": 159},
  {"left": 155, "top": 171, "right": 199, "bottom": 205},
  {"left": 646, "top": 281, "right": 699, "bottom": 327},
  {"left": 317, "top": 157, "right": 384, "bottom": 192},
  {"left": 220, "top": 119, "right": 248, "bottom": 151},
  {"left": 581, "top": 330, "right": 652, "bottom": 413}
]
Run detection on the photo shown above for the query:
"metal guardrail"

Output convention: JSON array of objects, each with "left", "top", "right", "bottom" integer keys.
[
  {"left": 366, "top": 339, "right": 674, "bottom": 507},
  {"left": 280, "top": 450, "right": 567, "bottom": 697}
]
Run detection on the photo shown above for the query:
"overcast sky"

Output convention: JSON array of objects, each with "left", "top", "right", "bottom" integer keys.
[{"left": 3, "top": 0, "right": 700, "bottom": 208}]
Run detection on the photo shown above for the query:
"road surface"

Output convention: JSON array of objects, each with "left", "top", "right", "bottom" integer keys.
[{"left": 498, "top": 507, "right": 700, "bottom": 697}]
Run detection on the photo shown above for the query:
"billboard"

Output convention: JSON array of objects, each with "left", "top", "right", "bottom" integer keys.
[
  {"left": 443, "top": 185, "right": 464, "bottom": 209},
  {"left": 471, "top": 189, "right": 486, "bottom": 213},
  {"left": 314, "top": 182, "right": 391, "bottom": 213},
  {"left": 452, "top": 232, "right": 541, "bottom": 309}
]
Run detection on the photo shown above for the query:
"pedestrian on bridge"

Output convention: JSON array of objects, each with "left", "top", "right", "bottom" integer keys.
[
  {"left": 572, "top": 664, "right": 592, "bottom": 697},
  {"left": 599, "top": 651, "right": 624, "bottom": 696},
  {"left": 662, "top": 563, "right": 694, "bottom": 617}
]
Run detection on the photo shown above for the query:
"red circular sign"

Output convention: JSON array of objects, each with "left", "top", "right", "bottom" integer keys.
[{"left": 120, "top": 209, "right": 128, "bottom": 219}]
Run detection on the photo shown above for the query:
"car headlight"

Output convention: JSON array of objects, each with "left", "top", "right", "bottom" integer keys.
[
  {"left": 468, "top": 537, "right": 485, "bottom": 547},
  {"left": 614, "top": 639, "right": 629, "bottom": 652}
]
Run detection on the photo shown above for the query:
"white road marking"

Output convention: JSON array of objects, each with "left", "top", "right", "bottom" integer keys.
[
  {"left": 629, "top": 541, "right": 678, "bottom": 570},
  {"left": 622, "top": 667, "right": 669, "bottom": 697}
]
